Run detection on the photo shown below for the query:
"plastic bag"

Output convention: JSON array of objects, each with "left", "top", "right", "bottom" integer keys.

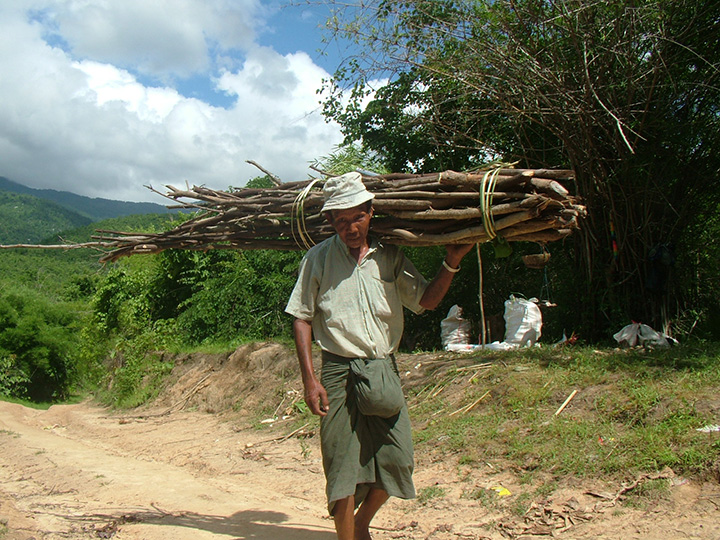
[
  {"left": 613, "top": 322, "right": 674, "bottom": 348},
  {"left": 479, "top": 341, "right": 518, "bottom": 351},
  {"left": 441, "top": 305, "right": 471, "bottom": 351},
  {"left": 503, "top": 295, "right": 542, "bottom": 347}
]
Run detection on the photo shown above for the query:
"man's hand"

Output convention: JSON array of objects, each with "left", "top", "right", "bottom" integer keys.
[
  {"left": 444, "top": 243, "right": 475, "bottom": 269},
  {"left": 304, "top": 377, "right": 330, "bottom": 417},
  {"left": 292, "top": 318, "right": 330, "bottom": 417}
]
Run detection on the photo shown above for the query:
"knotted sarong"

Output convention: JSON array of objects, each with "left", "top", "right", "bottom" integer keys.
[{"left": 320, "top": 351, "right": 416, "bottom": 515}]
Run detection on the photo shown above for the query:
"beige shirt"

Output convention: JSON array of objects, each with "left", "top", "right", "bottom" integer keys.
[{"left": 285, "top": 235, "right": 428, "bottom": 359}]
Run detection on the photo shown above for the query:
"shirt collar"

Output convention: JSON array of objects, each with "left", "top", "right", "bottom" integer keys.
[{"left": 332, "top": 234, "right": 379, "bottom": 258}]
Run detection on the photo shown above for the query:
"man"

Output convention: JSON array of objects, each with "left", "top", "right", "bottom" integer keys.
[{"left": 285, "top": 171, "right": 473, "bottom": 540}]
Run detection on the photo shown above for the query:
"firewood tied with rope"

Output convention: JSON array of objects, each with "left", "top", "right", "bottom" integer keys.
[{"left": 93, "top": 168, "right": 586, "bottom": 262}]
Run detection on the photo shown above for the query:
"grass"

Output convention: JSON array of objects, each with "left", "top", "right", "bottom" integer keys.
[
  {"left": 0, "top": 394, "right": 62, "bottom": 410},
  {"left": 416, "top": 485, "right": 447, "bottom": 504},
  {"left": 622, "top": 477, "right": 672, "bottom": 509},
  {"left": 408, "top": 343, "right": 720, "bottom": 485},
  {"left": 94, "top": 350, "right": 175, "bottom": 409},
  {"left": 0, "top": 394, "right": 46, "bottom": 409}
]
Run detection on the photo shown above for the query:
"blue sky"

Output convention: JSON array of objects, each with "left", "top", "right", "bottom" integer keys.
[{"left": 0, "top": 0, "right": 360, "bottom": 203}]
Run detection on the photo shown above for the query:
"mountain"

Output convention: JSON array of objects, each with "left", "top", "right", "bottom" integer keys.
[
  {"left": 0, "top": 191, "right": 93, "bottom": 244},
  {"left": 0, "top": 176, "right": 172, "bottom": 221}
]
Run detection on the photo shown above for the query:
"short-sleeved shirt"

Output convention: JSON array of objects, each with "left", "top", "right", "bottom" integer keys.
[{"left": 285, "top": 235, "right": 428, "bottom": 359}]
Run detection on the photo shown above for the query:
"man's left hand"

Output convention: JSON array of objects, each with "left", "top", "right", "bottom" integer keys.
[{"left": 444, "top": 243, "right": 475, "bottom": 268}]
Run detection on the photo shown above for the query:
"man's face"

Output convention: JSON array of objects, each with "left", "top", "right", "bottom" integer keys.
[{"left": 327, "top": 204, "right": 373, "bottom": 250}]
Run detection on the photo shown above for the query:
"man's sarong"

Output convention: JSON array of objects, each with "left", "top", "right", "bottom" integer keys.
[{"left": 320, "top": 351, "right": 415, "bottom": 515}]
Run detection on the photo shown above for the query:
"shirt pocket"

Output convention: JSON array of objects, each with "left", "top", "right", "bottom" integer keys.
[{"left": 365, "top": 276, "right": 399, "bottom": 319}]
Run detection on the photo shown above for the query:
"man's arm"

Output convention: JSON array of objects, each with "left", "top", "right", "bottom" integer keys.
[
  {"left": 292, "top": 318, "right": 329, "bottom": 416},
  {"left": 420, "top": 244, "right": 475, "bottom": 310}
]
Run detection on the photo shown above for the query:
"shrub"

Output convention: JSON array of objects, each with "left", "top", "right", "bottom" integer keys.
[{"left": 0, "top": 287, "right": 83, "bottom": 401}]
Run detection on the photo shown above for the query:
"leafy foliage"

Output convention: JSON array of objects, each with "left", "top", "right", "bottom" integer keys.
[
  {"left": 176, "top": 250, "right": 302, "bottom": 344},
  {"left": 0, "top": 211, "right": 183, "bottom": 402},
  {"left": 245, "top": 175, "right": 277, "bottom": 189},
  {"left": 92, "top": 245, "right": 303, "bottom": 346},
  {"left": 311, "top": 143, "right": 389, "bottom": 176},
  {"left": 0, "top": 287, "right": 86, "bottom": 401},
  {"left": 97, "top": 325, "right": 177, "bottom": 408}
]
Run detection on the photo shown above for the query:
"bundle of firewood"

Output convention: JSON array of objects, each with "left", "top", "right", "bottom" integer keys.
[{"left": 94, "top": 168, "right": 585, "bottom": 262}]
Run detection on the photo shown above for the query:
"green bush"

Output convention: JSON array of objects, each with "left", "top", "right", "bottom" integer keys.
[
  {"left": 91, "top": 247, "right": 302, "bottom": 347},
  {"left": 176, "top": 250, "right": 301, "bottom": 344},
  {"left": 93, "top": 258, "right": 156, "bottom": 335},
  {"left": 0, "top": 352, "right": 31, "bottom": 398},
  {"left": 98, "top": 321, "right": 178, "bottom": 408},
  {"left": 0, "top": 287, "right": 84, "bottom": 401}
]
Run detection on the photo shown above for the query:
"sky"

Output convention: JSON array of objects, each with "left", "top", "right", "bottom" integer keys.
[{"left": 0, "top": 0, "right": 358, "bottom": 203}]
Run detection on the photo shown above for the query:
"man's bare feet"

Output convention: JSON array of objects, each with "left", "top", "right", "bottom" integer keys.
[{"left": 354, "top": 528, "right": 372, "bottom": 540}]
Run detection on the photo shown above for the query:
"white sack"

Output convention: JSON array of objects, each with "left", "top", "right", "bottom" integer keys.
[
  {"left": 441, "top": 304, "right": 471, "bottom": 350},
  {"left": 613, "top": 322, "right": 674, "bottom": 348},
  {"left": 503, "top": 295, "right": 542, "bottom": 347}
]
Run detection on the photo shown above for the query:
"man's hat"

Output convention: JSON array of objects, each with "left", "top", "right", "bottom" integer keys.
[{"left": 321, "top": 171, "right": 374, "bottom": 213}]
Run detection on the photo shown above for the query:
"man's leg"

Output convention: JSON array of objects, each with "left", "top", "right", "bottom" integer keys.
[
  {"left": 333, "top": 488, "right": 389, "bottom": 540},
  {"left": 354, "top": 488, "right": 389, "bottom": 540},
  {"left": 333, "top": 495, "right": 355, "bottom": 540}
]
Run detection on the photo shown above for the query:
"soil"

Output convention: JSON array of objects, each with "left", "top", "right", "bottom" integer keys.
[{"left": 1, "top": 342, "right": 719, "bottom": 540}]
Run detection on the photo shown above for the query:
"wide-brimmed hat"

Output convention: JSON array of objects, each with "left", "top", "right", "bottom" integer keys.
[{"left": 321, "top": 171, "right": 374, "bottom": 213}]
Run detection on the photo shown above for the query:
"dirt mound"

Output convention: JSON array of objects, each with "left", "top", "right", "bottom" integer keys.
[
  {"left": 148, "top": 342, "right": 301, "bottom": 416},
  {"left": 147, "top": 344, "right": 499, "bottom": 418}
]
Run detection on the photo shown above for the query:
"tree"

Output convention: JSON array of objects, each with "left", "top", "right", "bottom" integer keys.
[
  {"left": 0, "top": 288, "right": 83, "bottom": 401},
  {"left": 175, "top": 249, "right": 302, "bottom": 344},
  {"left": 245, "top": 175, "right": 277, "bottom": 189},
  {"left": 311, "top": 142, "right": 389, "bottom": 176},
  {"left": 320, "top": 0, "right": 720, "bottom": 339}
]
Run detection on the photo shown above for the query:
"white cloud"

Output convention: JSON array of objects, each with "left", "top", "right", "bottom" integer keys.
[
  {"left": 214, "top": 46, "right": 343, "bottom": 183},
  {"left": 37, "top": 0, "right": 262, "bottom": 78},
  {"left": 74, "top": 60, "right": 183, "bottom": 122},
  {"left": 0, "top": 0, "right": 344, "bottom": 203}
]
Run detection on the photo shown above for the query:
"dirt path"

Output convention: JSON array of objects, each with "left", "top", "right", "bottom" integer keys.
[
  {"left": 1, "top": 343, "right": 719, "bottom": 539},
  {"left": 0, "top": 400, "right": 336, "bottom": 540}
]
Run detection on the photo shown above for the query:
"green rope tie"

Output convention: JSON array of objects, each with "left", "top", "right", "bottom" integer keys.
[{"left": 291, "top": 178, "right": 322, "bottom": 250}]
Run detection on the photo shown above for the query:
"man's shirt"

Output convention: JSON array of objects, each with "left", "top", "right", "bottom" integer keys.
[{"left": 285, "top": 235, "right": 428, "bottom": 359}]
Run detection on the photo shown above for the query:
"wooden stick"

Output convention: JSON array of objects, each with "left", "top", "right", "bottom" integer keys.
[
  {"left": 2, "top": 167, "right": 584, "bottom": 261},
  {"left": 453, "top": 362, "right": 493, "bottom": 372},
  {"left": 449, "top": 390, "right": 491, "bottom": 416},
  {"left": 0, "top": 242, "right": 112, "bottom": 252},
  {"left": 246, "top": 160, "right": 283, "bottom": 186},
  {"left": 554, "top": 390, "right": 578, "bottom": 416}
]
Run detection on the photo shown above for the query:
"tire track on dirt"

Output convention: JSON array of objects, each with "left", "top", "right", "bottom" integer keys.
[{"left": 0, "top": 401, "right": 334, "bottom": 540}]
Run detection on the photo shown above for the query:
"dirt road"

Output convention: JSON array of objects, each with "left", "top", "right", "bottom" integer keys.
[
  {"left": 1, "top": 343, "right": 719, "bottom": 539},
  {"left": 0, "top": 400, "right": 337, "bottom": 540}
]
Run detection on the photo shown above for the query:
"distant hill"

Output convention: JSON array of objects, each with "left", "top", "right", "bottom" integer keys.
[
  {"left": 0, "top": 176, "right": 172, "bottom": 221},
  {"left": 0, "top": 207, "right": 180, "bottom": 297},
  {"left": 0, "top": 179, "right": 182, "bottom": 245},
  {"left": 0, "top": 191, "right": 93, "bottom": 244},
  {"left": 61, "top": 213, "right": 182, "bottom": 244}
]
